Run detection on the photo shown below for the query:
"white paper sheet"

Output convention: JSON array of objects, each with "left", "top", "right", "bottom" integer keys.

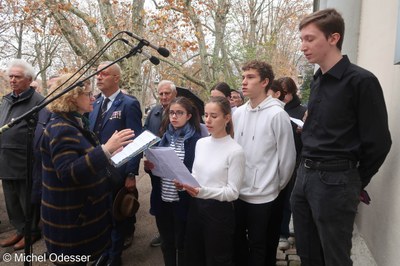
[
  {"left": 145, "top": 147, "right": 200, "bottom": 187},
  {"left": 290, "top": 117, "right": 304, "bottom": 128}
]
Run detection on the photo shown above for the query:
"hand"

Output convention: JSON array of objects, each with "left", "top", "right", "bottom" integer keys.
[
  {"left": 360, "top": 189, "right": 371, "bottom": 205},
  {"left": 302, "top": 110, "right": 308, "bottom": 122},
  {"left": 125, "top": 177, "right": 137, "bottom": 192},
  {"left": 173, "top": 180, "right": 184, "bottom": 190},
  {"left": 182, "top": 184, "right": 200, "bottom": 197},
  {"left": 143, "top": 160, "right": 155, "bottom": 171},
  {"left": 104, "top": 129, "right": 134, "bottom": 154}
]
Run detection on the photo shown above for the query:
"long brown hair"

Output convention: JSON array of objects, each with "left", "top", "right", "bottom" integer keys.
[
  {"left": 159, "top": 96, "right": 201, "bottom": 135},
  {"left": 207, "top": 96, "right": 234, "bottom": 138}
]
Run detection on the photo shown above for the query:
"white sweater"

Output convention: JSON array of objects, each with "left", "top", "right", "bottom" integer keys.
[
  {"left": 233, "top": 96, "right": 296, "bottom": 204},
  {"left": 192, "top": 135, "right": 245, "bottom": 202}
]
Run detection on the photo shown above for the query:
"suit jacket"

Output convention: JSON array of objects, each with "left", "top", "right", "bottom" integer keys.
[
  {"left": 89, "top": 91, "right": 142, "bottom": 188},
  {"left": 143, "top": 104, "right": 163, "bottom": 137}
]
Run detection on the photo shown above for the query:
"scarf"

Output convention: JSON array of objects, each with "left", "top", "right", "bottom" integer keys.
[{"left": 159, "top": 122, "right": 196, "bottom": 147}]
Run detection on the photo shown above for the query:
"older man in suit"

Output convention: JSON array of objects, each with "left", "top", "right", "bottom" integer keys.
[{"left": 89, "top": 61, "right": 142, "bottom": 266}]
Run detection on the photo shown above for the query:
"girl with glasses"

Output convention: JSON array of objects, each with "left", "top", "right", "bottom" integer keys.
[{"left": 144, "top": 96, "right": 202, "bottom": 266}]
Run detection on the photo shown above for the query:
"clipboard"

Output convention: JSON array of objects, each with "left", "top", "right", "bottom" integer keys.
[{"left": 111, "top": 130, "right": 160, "bottom": 167}]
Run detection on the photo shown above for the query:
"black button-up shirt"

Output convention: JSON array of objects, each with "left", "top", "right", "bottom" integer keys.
[{"left": 302, "top": 55, "right": 391, "bottom": 187}]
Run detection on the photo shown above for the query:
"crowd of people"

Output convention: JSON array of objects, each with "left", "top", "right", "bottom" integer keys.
[{"left": 0, "top": 8, "right": 392, "bottom": 266}]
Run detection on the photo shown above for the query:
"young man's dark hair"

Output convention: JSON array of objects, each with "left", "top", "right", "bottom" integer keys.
[
  {"left": 299, "top": 8, "right": 345, "bottom": 50},
  {"left": 241, "top": 60, "right": 275, "bottom": 89}
]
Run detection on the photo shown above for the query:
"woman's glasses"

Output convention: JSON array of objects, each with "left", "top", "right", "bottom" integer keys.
[
  {"left": 169, "top": 110, "right": 186, "bottom": 117},
  {"left": 82, "top": 91, "right": 94, "bottom": 97}
]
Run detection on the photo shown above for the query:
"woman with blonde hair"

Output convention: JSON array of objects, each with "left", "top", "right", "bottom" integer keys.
[{"left": 40, "top": 74, "right": 134, "bottom": 264}]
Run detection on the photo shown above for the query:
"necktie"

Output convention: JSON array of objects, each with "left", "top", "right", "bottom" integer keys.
[
  {"left": 94, "top": 98, "right": 110, "bottom": 136},
  {"left": 101, "top": 98, "right": 110, "bottom": 119}
]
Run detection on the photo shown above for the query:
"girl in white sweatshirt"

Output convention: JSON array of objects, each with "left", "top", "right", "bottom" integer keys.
[{"left": 175, "top": 96, "right": 245, "bottom": 266}]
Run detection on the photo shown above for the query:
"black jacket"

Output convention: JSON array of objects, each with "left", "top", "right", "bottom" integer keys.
[
  {"left": 284, "top": 94, "right": 307, "bottom": 157},
  {"left": 0, "top": 87, "right": 44, "bottom": 180}
]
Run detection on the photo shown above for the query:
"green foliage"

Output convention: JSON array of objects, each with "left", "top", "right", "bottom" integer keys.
[{"left": 299, "top": 65, "right": 314, "bottom": 105}]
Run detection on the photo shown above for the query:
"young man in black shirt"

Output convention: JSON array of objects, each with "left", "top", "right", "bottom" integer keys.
[{"left": 291, "top": 8, "right": 392, "bottom": 266}]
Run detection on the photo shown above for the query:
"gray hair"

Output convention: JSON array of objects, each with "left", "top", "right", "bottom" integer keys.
[
  {"left": 7, "top": 59, "right": 35, "bottom": 79},
  {"left": 158, "top": 80, "right": 176, "bottom": 92}
]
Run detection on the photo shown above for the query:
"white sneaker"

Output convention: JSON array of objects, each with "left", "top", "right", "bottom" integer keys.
[{"left": 278, "top": 237, "right": 290, "bottom": 250}]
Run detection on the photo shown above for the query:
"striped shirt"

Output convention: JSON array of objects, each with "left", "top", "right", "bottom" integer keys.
[{"left": 161, "top": 137, "right": 185, "bottom": 202}]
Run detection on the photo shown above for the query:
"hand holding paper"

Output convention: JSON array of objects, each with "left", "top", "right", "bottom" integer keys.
[{"left": 145, "top": 147, "right": 200, "bottom": 187}]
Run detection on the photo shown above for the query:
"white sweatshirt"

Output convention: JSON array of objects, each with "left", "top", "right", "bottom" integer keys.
[
  {"left": 233, "top": 96, "right": 296, "bottom": 204},
  {"left": 192, "top": 135, "right": 245, "bottom": 202}
]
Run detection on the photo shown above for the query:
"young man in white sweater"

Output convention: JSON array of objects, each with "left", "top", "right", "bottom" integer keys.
[{"left": 232, "top": 60, "right": 296, "bottom": 266}]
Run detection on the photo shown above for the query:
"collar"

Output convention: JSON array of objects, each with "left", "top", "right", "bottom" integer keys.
[
  {"left": 314, "top": 55, "right": 351, "bottom": 80},
  {"left": 102, "top": 89, "right": 121, "bottom": 103}
]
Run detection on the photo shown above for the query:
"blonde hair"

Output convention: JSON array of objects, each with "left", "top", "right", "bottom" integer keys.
[{"left": 47, "top": 74, "right": 90, "bottom": 113}]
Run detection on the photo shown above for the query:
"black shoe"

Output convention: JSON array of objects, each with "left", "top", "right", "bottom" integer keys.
[
  {"left": 93, "top": 254, "right": 109, "bottom": 266},
  {"left": 123, "top": 236, "right": 133, "bottom": 250}
]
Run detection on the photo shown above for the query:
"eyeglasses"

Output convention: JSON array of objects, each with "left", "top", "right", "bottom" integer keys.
[
  {"left": 82, "top": 91, "right": 94, "bottom": 97},
  {"left": 96, "top": 72, "right": 118, "bottom": 78},
  {"left": 169, "top": 110, "right": 186, "bottom": 117}
]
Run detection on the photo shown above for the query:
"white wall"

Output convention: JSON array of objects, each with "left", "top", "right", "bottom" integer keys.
[{"left": 355, "top": 1, "right": 400, "bottom": 265}]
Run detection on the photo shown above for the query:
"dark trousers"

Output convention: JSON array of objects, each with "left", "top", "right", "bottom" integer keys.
[
  {"left": 156, "top": 200, "right": 187, "bottom": 266},
  {"left": 185, "top": 198, "right": 235, "bottom": 266},
  {"left": 2, "top": 179, "right": 41, "bottom": 236},
  {"left": 108, "top": 215, "right": 135, "bottom": 259},
  {"left": 103, "top": 191, "right": 136, "bottom": 262},
  {"left": 291, "top": 165, "right": 361, "bottom": 266},
  {"left": 281, "top": 172, "right": 296, "bottom": 238},
  {"left": 265, "top": 188, "right": 286, "bottom": 266},
  {"left": 233, "top": 199, "right": 273, "bottom": 266}
]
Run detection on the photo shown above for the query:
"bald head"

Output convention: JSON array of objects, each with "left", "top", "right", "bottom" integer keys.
[{"left": 96, "top": 62, "right": 121, "bottom": 97}]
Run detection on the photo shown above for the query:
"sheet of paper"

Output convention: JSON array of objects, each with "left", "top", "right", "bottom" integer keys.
[
  {"left": 290, "top": 117, "right": 304, "bottom": 128},
  {"left": 145, "top": 147, "right": 200, "bottom": 187}
]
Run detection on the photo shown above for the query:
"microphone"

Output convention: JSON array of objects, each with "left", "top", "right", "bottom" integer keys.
[
  {"left": 123, "top": 31, "right": 170, "bottom": 58},
  {"left": 120, "top": 39, "right": 160, "bottom": 65},
  {"left": 141, "top": 51, "right": 160, "bottom": 65},
  {"left": 140, "top": 51, "right": 160, "bottom": 65}
]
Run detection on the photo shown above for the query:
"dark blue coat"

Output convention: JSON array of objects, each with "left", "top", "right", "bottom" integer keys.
[
  {"left": 41, "top": 112, "right": 112, "bottom": 259},
  {"left": 89, "top": 91, "right": 142, "bottom": 189}
]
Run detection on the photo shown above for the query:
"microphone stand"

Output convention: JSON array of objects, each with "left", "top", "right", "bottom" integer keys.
[{"left": 0, "top": 39, "right": 149, "bottom": 266}]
